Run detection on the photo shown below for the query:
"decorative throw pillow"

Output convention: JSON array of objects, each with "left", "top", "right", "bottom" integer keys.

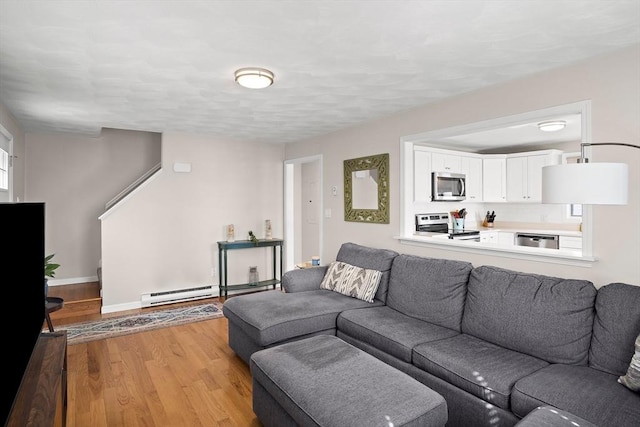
[
  {"left": 618, "top": 334, "right": 640, "bottom": 392},
  {"left": 320, "top": 261, "right": 382, "bottom": 303}
]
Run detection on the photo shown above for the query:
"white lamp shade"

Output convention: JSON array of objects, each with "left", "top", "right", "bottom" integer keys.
[{"left": 541, "top": 163, "right": 628, "bottom": 205}]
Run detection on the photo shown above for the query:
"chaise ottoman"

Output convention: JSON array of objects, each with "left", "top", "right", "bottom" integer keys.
[{"left": 250, "top": 334, "right": 447, "bottom": 427}]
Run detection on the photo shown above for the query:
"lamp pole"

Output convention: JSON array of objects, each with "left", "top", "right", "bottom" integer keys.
[{"left": 579, "top": 142, "right": 640, "bottom": 163}]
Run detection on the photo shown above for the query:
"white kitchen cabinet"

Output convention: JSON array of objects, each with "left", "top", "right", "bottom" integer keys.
[
  {"left": 559, "top": 236, "right": 582, "bottom": 250},
  {"left": 506, "top": 151, "right": 561, "bottom": 202},
  {"left": 413, "top": 149, "right": 432, "bottom": 202},
  {"left": 480, "top": 231, "right": 498, "bottom": 245},
  {"left": 431, "top": 152, "right": 462, "bottom": 173},
  {"left": 461, "top": 156, "right": 482, "bottom": 202},
  {"left": 498, "top": 231, "right": 515, "bottom": 246},
  {"left": 482, "top": 156, "right": 507, "bottom": 202}
]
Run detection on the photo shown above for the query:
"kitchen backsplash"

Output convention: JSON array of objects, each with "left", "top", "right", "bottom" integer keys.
[{"left": 413, "top": 201, "right": 581, "bottom": 230}]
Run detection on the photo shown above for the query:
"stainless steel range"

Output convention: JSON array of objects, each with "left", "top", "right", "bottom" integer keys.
[{"left": 415, "top": 213, "right": 480, "bottom": 241}]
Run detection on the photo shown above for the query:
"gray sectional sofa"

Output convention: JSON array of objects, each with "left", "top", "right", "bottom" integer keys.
[{"left": 223, "top": 242, "right": 640, "bottom": 426}]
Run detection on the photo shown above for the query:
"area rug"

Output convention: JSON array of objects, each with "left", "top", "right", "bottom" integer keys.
[{"left": 58, "top": 302, "right": 224, "bottom": 345}]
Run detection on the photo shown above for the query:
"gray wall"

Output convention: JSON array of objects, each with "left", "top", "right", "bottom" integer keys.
[{"left": 25, "top": 128, "right": 161, "bottom": 282}]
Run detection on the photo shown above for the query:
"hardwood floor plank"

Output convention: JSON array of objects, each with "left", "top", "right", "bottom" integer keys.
[{"left": 66, "top": 312, "right": 260, "bottom": 427}]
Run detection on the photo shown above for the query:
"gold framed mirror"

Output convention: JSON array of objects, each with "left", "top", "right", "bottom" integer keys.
[{"left": 344, "top": 153, "right": 389, "bottom": 223}]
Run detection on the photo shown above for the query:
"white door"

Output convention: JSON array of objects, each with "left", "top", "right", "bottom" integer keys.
[{"left": 0, "top": 125, "right": 13, "bottom": 202}]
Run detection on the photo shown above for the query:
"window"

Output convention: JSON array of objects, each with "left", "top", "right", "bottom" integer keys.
[
  {"left": 564, "top": 152, "right": 582, "bottom": 218},
  {"left": 0, "top": 147, "right": 8, "bottom": 191}
]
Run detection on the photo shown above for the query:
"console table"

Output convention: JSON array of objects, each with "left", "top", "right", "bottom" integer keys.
[{"left": 217, "top": 238, "right": 284, "bottom": 298}]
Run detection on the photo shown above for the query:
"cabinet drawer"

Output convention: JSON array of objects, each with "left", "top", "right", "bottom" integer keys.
[{"left": 559, "top": 236, "right": 582, "bottom": 249}]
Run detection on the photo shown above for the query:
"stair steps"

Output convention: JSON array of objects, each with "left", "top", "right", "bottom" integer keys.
[{"left": 46, "top": 282, "right": 102, "bottom": 326}]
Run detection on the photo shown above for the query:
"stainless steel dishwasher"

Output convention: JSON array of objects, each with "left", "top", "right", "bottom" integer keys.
[{"left": 515, "top": 233, "right": 559, "bottom": 249}]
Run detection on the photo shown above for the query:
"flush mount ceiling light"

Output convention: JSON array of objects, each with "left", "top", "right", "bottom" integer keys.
[
  {"left": 537, "top": 120, "right": 566, "bottom": 132},
  {"left": 234, "top": 67, "right": 274, "bottom": 89}
]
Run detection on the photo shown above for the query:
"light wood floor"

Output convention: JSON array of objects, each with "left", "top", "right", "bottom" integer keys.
[{"left": 51, "top": 284, "right": 262, "bottom": 426}]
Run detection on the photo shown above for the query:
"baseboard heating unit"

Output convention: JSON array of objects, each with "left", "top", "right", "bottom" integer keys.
[{"left": 141, "top": 285, "right": 215, "bottom": 307}]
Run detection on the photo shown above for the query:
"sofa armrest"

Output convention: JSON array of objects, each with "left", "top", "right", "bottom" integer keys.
[{"left": 282, "top": 266, "right": 328, "bottom": 293}]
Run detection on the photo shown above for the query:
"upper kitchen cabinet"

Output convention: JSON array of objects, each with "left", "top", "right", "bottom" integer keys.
[
  {"left": 461, "top": 156, "right": 482, "bottom": 202},
  {"left": 506, "top": 150, "right": 562, "bottom": 202},
  {"left": 431, "top": 152, "right": 462, "bottom": 173},
  {"left": 482, "top": 155, "right": 507, "bottom": 202},
  {"left": 413, "top": 147, "right": 431, "bottom": 202}
]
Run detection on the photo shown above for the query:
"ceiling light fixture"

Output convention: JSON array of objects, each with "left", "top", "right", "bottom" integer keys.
[
  {"left": 541, "top": 142, "right": 640, "bottom": 205},
  {"left": 537, "top": 120, "right": 567, "bottom": 132},
  {"left": 234, "top": 67, "right": 274, "bottom": 89}
]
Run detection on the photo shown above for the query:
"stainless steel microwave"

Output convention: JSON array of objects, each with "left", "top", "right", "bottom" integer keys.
[{"left": 432, "top": 171, "right": 466, "bottom": 201}]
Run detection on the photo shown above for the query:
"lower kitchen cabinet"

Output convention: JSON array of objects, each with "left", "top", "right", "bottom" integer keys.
[
  {"left": 480, "top": 231, "right": 498, "bottom": 245},
  {"left": 498, "top": 231, "right": 515, "bottom": 246},
  {"left": 559, "top": 236, "right": 582, "bottom": 250}
]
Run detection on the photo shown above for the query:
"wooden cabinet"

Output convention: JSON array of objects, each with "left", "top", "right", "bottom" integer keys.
[
  {"left": 413, "top": 149, "right": 431, "bottom": 202},
  {"left": 482, "top": 156, "right": 507, "bottom": 202},
  {"left": 461, "top": 156, "right": 482, "bottom": 202},
  {"left": 431, "top": 152, "right": 462, "bottom": 173},
  {"left": 7, "top": 332, "right": 67, "bottom": 427},
  {"left": 506, "top": 151, "right": 561, "bottom": 202}
]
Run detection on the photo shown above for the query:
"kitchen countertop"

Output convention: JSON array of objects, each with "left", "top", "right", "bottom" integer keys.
[
  {"left": 476, "top": 227, "right": 582, "bottom": 237},
  {"left": 399, "top": 233, "right": 594, "bottom": 267}
]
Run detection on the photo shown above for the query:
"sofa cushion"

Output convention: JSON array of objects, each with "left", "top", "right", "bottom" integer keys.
[
  {"left": 461, "top": 265, "right": 596, "bottom": 365},
  {"left": 515, "top": 405, "right": 598, "bottom": 427},
  {"left": 281, "top": 266, "right": 329, "bottom": 293},
  {"left": 619, "top": 334, "right": 640, "bottom": 392},
  {"left": 320, "top": 261, "right": 382, "bottom": 303},
  {"left": 337, "top": 306, "right": 459, "bottom": 363},
  {"left": 386, "top": 254, "right": 472, "bottom": 331},
  {"left": 511, "top": 364, "right": 640, "bottom": 427},
  {"left": 222, "top": 289, "right": 382, "bottom": 346},
  {"left": 589, "top": 282, "right": 640, "bottom": 376},
  {"left": 412, "top": 333, "right": 548, "bottom": 410},
  {"left": 250, "top": 335, "right": 448, "bottom": 427},
  {"left": 335, "top": 242, "right": 399, "bottom": 303}
]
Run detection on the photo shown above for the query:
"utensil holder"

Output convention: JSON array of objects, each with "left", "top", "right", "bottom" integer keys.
[{"left": 454, "top": 218, "right": 464, "bottom": 230}]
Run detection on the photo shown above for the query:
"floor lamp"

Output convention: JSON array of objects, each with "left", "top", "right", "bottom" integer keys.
[{"left": 541, "top": 143, "right": 640, "bottom": 205}]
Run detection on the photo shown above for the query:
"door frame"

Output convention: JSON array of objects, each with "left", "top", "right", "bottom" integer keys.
[
  {"left": 284, "top": 155, "right": 323, "bottom": 272},
  {"left": 0, "top": 123, "right": 14, "bottom": 202}
]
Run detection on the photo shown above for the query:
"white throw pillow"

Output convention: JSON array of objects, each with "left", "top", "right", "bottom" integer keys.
[
  {"left": 618, "top": 334, "right": 640, "bottom": 392},
  {"left": 320, "top": 261, "right": 382, "bottom": 303}
]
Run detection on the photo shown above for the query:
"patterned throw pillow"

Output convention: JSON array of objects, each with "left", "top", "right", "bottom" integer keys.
[
  {"left": 320, "top": 261, "right": 382, "bottom": 303},
  {"left": 618, "top": 334, "right": 640, "bottom": 392}
]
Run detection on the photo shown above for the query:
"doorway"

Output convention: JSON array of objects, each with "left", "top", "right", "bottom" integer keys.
[{"left": 284, "top": 155, "right": 323, "bottom": 272}]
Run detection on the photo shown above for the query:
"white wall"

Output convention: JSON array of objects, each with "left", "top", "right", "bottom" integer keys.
[
  {"left": 100, "top": 133, "right": 284, "bottom": 311},
  {"left": 285, "top": 44, "right": 640, "bottom": 288},
  {"left": 24, "top": 129, "right": 161, "bottom": 282}
]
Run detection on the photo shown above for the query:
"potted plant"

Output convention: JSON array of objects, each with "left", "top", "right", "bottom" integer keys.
[{"left": 44, "top": 254, "right": 60, "bottom": 297}]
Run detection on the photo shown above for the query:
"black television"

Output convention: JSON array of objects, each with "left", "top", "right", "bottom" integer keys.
[{"left": 1, "top": 202, "right": 45, "bottom": 424}]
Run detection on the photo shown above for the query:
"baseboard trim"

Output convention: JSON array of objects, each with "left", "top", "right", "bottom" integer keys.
[{"left": 48, "top": 276, "right": 99, "bottom": 286}]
